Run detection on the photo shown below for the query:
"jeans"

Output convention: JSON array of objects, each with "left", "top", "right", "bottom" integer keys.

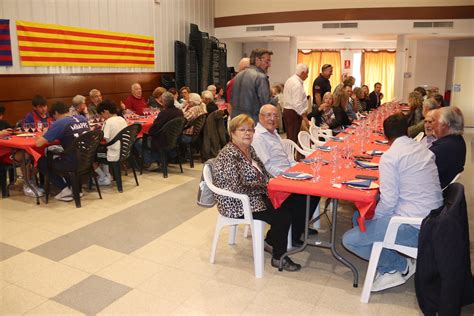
[{"left": 342, "top": 215, "right": 420, "bottom": 274}]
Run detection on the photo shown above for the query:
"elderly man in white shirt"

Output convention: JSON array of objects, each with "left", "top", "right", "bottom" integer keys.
[
  {"left": 282, "top": 63, "right": 309, "bottom": 143},
  {"left": 342, "top": 113, "right": 443, "bottom": 292},
  {"left": 252, "top": 104, "right": 319, "bottom": 246}
]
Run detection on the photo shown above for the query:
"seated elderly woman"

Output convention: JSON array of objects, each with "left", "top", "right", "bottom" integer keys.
[
  {"left": 308, "top": 91, "right": 335, "bottom": 128},
  {"left": 212, "top": 114, "right": 301, "bottom": 272}
]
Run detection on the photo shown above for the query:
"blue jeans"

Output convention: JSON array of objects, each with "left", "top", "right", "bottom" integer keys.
[{"left": 342, "top": 215, "right": 419, "bottom": 274}]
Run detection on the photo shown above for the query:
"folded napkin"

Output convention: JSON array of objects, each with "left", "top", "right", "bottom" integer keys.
[
  {"left": 330, "top": 136, "right": 345, "bottom": 142},
  {"left": 316, "top": 145, "right": 332, "bottom": 151},
  {"left": 366, "top": 150, "right": 384, "bottom": 156},
  {"left": 342, "top": 179, "right": 372, "bottom": 188},
  {"left": 375, "top": 139, "right": 389, "bottom": 145},
  {"left": 355, "top": 160, "right": 379, "bottom": 169},
  {"left": 301, "top": 158, "right": 329, "bottom": 165},
  {"left": 282, "top": 172, "right": 313, "bottom": 180}
]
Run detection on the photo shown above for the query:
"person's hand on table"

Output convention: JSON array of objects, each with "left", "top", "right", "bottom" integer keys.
[{"left": 0, "top": 128, "right": 13, "bottom": 136}]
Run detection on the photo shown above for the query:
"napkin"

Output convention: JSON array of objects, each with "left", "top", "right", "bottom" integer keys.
[
  {"left": 282, "top": 172, "right": 313, "bottom": 180},
  {"left": 355, "top": 160, "right": 379, "bottom": 169},
  {"left": 342, "top": 179, "right": 372, "bottom": 188},
  {"left": 375, "top": 139, "right": 389, "bottom": 145},
  {"left": 366, "top": 150, "right": 384, "bottom": 156},
  {"left": 316, "top": 145, "right": 332, "bottom": 151},
  {"left": 330, "top": 136, "right": 345, "bottom": 141}
]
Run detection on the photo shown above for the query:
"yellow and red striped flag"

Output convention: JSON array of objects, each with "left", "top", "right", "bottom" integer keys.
[{"left": 16, "top": 20, "right": 154, "bottom": 68}]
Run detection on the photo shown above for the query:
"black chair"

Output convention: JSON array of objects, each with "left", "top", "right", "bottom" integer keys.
[
  {"left": 96, "top": 124, "right": 142, "bottom": 193},
  {"left": 44, "top": 130, "right": 104, "bottom": 208},
  {"left": 180, "top": 114, "right": 206, "bottom": 168}
]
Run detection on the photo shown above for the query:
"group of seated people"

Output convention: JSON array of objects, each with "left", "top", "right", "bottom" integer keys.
[
  {"left": 0, "top": 81, "right": 230, "bottom": 200},
  {"left": 211, "top": 97, "right": 466, "bottom": 285}
]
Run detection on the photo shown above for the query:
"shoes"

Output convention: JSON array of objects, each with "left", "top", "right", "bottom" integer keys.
[
  {"left": 97, "top": 176, "right": 111, "bottom": 186},
  {"left": 23, "top": 184, "right": 44, "bottom": 198},
  {"left": 271, "top": 256, "right": 302, "bottom": 272},
  {"left": 291, "top": 239, "right": 304, "bottom": 248},
  {"left": 54, "top": 187, "right": 73, "bottom": 202},
  {"left": 264, "top": 241, "right": 273, "bottom": 254},
  {"left": 371, "top": 270, "right": 407, "bottom": 292},
  {"left": 402, "top": 258, "right": 416, "bottom": 280},
  {"left": 308, "top": 228, "right": 318, "bottom": 235},
  {"left": 146, "top": 162, "right": 160, "bottom": 172}
]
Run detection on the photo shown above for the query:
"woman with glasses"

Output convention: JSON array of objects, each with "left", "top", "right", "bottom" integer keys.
[{"left": 212, "top": 114, "right": 301, "bottom": 272}]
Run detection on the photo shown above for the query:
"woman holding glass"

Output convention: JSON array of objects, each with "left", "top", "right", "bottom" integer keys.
[{"left": 212, "top": 114, "right": 301, "bottom": 272}]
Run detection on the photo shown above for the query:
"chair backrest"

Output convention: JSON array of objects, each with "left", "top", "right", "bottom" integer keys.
[
  {"left": 281, "top": 138, "right": 311, "bottom": 160},
  {"left": 70, "top": 130, "right": 104, "bottom": 175},
  {"left": 298, "top": 131, "right": 313, "bottom": 152},
  {"left": 414, "top": 131, "right": 424, "bottom": 142},
  {"left": 190, "top": 114, "right": 207, "bottom": 141},
  {"left": 202, "top": 164, "right": 253, "bottom": 220},
  {"left": 107, "top": 123, "right": 142, "bottom": 162},
  {"left": 161, "top": 116, "right": 186, "bottom": 150}
]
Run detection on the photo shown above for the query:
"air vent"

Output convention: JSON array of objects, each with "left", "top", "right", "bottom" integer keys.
[
  {"left": 413, "top": 21, "right": 453, "bottom": 28},
  {"left": 246, "top": 25, "right": 275, "bottom": 32},
  {"left": 322, "top": 22, "right": 358, "bottom": 29}
]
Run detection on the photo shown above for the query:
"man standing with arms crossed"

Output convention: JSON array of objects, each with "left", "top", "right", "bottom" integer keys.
[{"left": 312, "top": 64, "right": 333, "bottom": 107}]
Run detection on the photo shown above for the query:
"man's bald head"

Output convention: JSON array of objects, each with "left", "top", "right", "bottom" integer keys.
[
  {"left": 259, "top": 104, "right": 279, "bottom": 133},
  {"left": 238, "top": 58, "right": 250, "bottom": 72}
]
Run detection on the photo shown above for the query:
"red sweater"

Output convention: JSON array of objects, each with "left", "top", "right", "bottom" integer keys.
[{"left": 124, "top": 95, "right": 147, "bottom": 115}]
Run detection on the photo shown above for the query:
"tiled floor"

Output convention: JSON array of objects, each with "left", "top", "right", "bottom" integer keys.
[{"left": 1, "top": 131, "right": 473, "bottom": 315}]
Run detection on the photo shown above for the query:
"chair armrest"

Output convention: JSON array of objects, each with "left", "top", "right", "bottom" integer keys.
[
  {"left": 294, "top": 145, "right": 312, "bottom": 157},
  {"left": 383, "top": 216, "right": 423, "bottom": 244}
]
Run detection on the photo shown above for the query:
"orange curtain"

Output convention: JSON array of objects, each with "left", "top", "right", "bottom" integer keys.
[
  {"left": 298, "top": 50, "right": 341, "bottom": 97},
  {"left": 362, "top": 51, "right": 396, "bottom": 102}
]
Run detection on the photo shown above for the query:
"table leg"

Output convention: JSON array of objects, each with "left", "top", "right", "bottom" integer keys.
[{"left": 330, "top": 199, "right": 359, "bottom": 287}]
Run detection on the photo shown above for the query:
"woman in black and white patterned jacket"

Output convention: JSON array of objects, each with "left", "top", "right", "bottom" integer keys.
[{"left": 212, "top": 114, "right": 301, "bottom": 272}]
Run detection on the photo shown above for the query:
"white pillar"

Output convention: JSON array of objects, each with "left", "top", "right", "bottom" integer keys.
[
  {"left": 289, "top": 36, "right": 297, "bottom": 76},
  {"left": 394, "top": 35, "right": 407, "bottom": 101}
]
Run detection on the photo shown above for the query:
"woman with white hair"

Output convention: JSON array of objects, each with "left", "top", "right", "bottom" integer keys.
[
  {"left": 70, "top": 95, "right": 89, "bottom": 119},
  {"left": 201, "top": 90, "right": 218, "bottom": 113},
  {"left": 182, "top": 93, "right": 206, "bottom": 140}
]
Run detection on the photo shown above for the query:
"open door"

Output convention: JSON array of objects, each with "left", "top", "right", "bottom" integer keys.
[{"left": 451, "top": 56, "right": 474, "bottom": 127}]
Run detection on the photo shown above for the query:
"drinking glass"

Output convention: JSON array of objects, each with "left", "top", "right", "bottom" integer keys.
[
  {"left": 42, "top": 122, "right": 49, "bottom": 131},
  {"left": 310, "top": 159, "right": 323, "bottom": 183},
  {"left": 36, "top": 122, "right": 43, "bottom": 132}
]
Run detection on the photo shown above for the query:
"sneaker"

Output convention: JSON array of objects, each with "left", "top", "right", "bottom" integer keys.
[
  {"left": 146, "top": 162, "right": 160, "bottom": 172},
  {"left": 271, "top": 256, "right": 302, "bottom": 272},
  {"left": 402, "top": 258, "right": 416, "bottom": 281},
  {"left": 371, "top": 270, "right": 407, "bottom": 292},
  {"left": 29, "top": 183, "right": 45, "bottom": 194},
  {"left": 97, "top": 176, "right": 111, "bottom": 186},
  {"left": 54, "top": 187, "right": 73, "bottom": 202},
  {"left": 23, "top": 185, "right": 44, "bottom": 198}
]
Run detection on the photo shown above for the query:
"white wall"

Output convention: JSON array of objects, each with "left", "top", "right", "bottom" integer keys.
[
  {"left": 446, "top": 39, "right": 474, "bottom": 91},
  {"left": 0, "top": 0, "right": 214, "bottom": 74},
  {"left": 225, "top": 41, "right": 243, "bottom": 70},
  {"left": 267, "top": 41, "right": 291, "bottom": 86}
]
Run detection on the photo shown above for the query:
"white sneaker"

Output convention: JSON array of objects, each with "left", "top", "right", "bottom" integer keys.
[
  {"left": 23, "top": 185, "right": 44, "bottom": 198},
  {"left": 145, "top": 162, "right": 159, "bottom": 172},
  {"left": 371, "top": 270, "right": 407, "bottom": 292},
  {"left": 97, "top": 176, "right": 111, "bottom": 186},
  {"left": 54, "top": 187, "right": 73, "bottom": 202},
  {"left": 402, "top": 258, "right": 416, "bottom": 281}
]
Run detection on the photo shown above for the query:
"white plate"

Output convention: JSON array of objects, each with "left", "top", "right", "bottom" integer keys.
[{"left": 282, "top": 172, "right": 313, "bottom": 180}]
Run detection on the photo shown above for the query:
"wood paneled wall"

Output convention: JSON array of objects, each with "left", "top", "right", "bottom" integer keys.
[{"left": 0, "top": 72, "right": 173, "bottom": 124}]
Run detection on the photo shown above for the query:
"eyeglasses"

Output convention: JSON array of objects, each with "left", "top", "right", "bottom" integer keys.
[
  {"left": 236, "top": 128, "right": 255, "bottom": 133},
  {"left": 261, "top": 113, "right": 279, "bottom": 119}
]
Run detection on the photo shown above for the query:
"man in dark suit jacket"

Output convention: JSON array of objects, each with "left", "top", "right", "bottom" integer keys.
[
  {"left": 368, "top": 82, "right": 382, "bottom": 110},
  {"left": 430, "top": 106, "right": 466, "bottom": 189}
]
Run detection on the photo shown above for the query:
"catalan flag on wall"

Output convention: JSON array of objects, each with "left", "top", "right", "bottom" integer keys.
[
  {"left": 0, "top": 19, "right": 13, "bottom": 66},
  {"left": 16, "top": 20, "right": 154, "bottom": 68}
]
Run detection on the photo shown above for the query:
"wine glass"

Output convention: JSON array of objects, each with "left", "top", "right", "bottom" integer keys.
[
  {"left": 36, "top": 122, "right": 43, "bottom": 132},
  {"left": 42, "top": 122, "right": 49, "bottom": 131},
  {"left": 22, "top": 122, "right": 28, "bottom": 132},
  {"left": 310, "top": 159, "right": 323, "bottom": 183}
]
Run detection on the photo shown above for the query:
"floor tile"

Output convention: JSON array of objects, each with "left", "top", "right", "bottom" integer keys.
[
  {"left": 180, "top": 280, "right": 257, "bottom": 314},
  {"left": 98, "top": 289, "right": 179, "bottom": 315},
  {"left": 0, "top": 251, "right": 55, "bottom": 283},
  {"left": 60, "top": 245, "right": 124, "bottom": 273},
  {"left": 15, "top": 261, "right": 89, "bottom": 298},
  {"left": 30, "top": 234, "right": 93, "bottom": 262},
  {"left": 95, "top": 255, "right": 162, "bottom": 288},
  {"left": 25, "top": 300, "right": 85, "bottom": 315},
  {"left": 52, "top": 275, "right": 131, "bottom": 315},
  {"left": 0, "top": 284, "right": 47, "bottom": 314},
  {"left": 243, "top": 290, "right": 315, "bottom": 315},
  {"left": 0, "top": 241, "right": 24, "bottom": 261},
  {"left": 138, "top": 265, "right": 209, "bottom": 305},
  {"left": 1, "top": 227, "right": 61, "bottom": 250},
  {"left": 172, "top": 248, "right": 224, "bottom": 278},
  {"left": 130, "top": 238, "right": 191, "bottom": 266}
]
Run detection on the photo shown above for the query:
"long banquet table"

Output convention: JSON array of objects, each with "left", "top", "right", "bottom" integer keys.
[{"left": 267, "top": 116, "right": 392, "bottom": 287}]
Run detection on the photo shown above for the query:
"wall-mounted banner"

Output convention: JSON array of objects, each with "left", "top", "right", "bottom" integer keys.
[
  {"left": 16, "top": 20, "right": 154, "bottom": 68},
  {"left": 0, "top": 19, "right": 13, "bottom": 66}
]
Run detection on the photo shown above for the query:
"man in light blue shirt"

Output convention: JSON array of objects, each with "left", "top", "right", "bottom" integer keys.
[
  {"left": 343, "top": 113, "right": 443, "bottom": 292},
  {"left": 252, "top": 104, "right": 319, "bottom": 245}
]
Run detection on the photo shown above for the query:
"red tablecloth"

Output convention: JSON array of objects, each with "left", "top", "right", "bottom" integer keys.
[
  {"left": 0, "top": 134, "right": 48, "bottom": 165},
  {"left": 267, "top": 130, "right": 390, "bottom": 232}
]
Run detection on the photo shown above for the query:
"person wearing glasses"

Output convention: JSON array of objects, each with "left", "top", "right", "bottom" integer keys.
[
  {"left": 230, "top": 48, "right": 274, "bottom": 123},
  {"left": 212, "top": 114, "right": 302, "bottom": 272}
]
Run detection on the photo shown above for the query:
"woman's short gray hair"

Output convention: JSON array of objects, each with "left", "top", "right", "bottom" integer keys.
[
  {"left": 72, "top": 95, "right": 86, "bottom": 107},
  {"left": 201, "top": 90, "right": 214, "bottom": 101},
  {"left": 437, "top": 106, "right": 464, "bottom": 135}
]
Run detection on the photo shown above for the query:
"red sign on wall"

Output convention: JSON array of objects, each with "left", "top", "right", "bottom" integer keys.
[{"left": 344, "top": 60, "right": 351, "bottom": 69}]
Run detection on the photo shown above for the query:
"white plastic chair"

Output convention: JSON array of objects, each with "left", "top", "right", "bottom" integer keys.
[
  {"left": 360, "top": 216, "right": 423, "bottom": 303},
  {"left": 414, "top": 131, "right": 424, "bottom": 142},
  {"left": 298, "top": 131, "right": 317, "bottom": 152},
  {"left": 204, "top": 164, "right": 266, "bottom": 278},
  {"left": 281, "top": 138, "right": 312, "bottom": 161}
]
